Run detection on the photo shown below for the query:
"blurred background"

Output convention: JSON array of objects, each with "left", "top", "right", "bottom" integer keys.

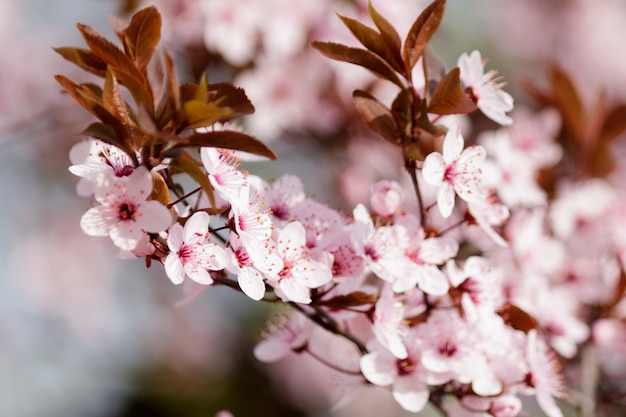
[{"left": 2, "top": 0, "right": 626, "bottom": 416}]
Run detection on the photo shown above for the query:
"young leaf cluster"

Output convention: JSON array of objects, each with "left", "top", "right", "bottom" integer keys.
[
  {"left": 54, "top": 6, "right": 276, "bottom": 206},
  {"left": 312, "top": 0, "right": 476, "bottom": 162}
]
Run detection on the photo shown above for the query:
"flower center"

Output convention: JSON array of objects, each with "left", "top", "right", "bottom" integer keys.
[
  {"left": 118, "top": 202, "right": 136, "bottom": 221},
  {"left": 396, "top": 357, "right": 416, "bottom": 376},
  {"left": 438, "top": 339, "right": 458, "bottom": 357}
]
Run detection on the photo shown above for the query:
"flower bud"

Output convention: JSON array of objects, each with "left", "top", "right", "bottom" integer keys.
[{"left": 370, "top": 180, "right": 404, "bottom": 216}]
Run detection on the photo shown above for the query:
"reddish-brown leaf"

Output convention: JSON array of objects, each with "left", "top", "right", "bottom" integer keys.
[
  {"left": 550, "top": 64, "right": 585, "bottom": 144},
  {"left": 498, "top": 303, "right": 537, "bottom": 333},
  {"left": 121, "top": 6, "right": 162, "bottom": 71},
  {"left": 311, "top": 41, "right": 404, "bottom": 87},
  {"left": 337, "top": 14, "right": 404, "bottom": 75},
  {"left": 391, "top": 87, "right": 414, "bottom": 138},
  {"left": 368, "top": 1, "right": 402, "bottom": 62},
  {"left": 183, "top": 101, "right": 234, "bottom": 130},
  {"left": 56, "top": 75, "right": 133, "bottom": 153},
  {"left": 103, "top": 67, "right": 130, "bottom": 124},
  {"left": 403, "top": 0, "right": 446, "bottom": 71},
  {"left": 207, "top": 83, "right": 255, "bottom": 119},
  {"left": 176, "top": 130, "right": 277, "bottom": 160},
  {"left": 353, "top": 90, "right": 400, "bottom": 145},
  {"left": 600, "top": 103, "right": 626, "bottom": 144},
  {"left": 319, "top": 291, "right": 377, "bottom": 308},
  {"left": 163, "top": 49, "right": 182, "bottom": 126},
  {"left": 77, "top": 23, "right": 153, "bottom": 109},
  {"left": 428, "top": 67, "right": 477, "bottom": 115},
  {"left": 53, "top": 47, "right": 107, "bottom": 77}
]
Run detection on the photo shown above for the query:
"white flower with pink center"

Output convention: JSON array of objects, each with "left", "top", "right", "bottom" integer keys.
[
  {"left": 225, "top": 233, "right": 282, "bottom": 301},
  {"left": 254, "top": 312, "right": 312, "bottom": 363},
  {"left": 249, "top": 173, "right": 305, "bottom": 224},
  {"left": 458, "top": 50, "right": 514, "bottom": 126},
  {"left": 352, "top": 204, "right": 413, "bottom": 290},
  {"left": 164, "top": 211, "right": 228, "bottom": 285},
  {"left": 201, "top": 147, "right": 248, "bottom": 202},
  {"left": 229, "top": 186, "right": 274, "bottom": 256},
  {"left": 80, "top": 167, "right": 172, "bottom": 251},
  {"left": 416, "top": 309, "right": 489, "bottom": 385},
  {"left": 272, "top": 221, "right": 333, "bottom": 304},
  {"left": 422, "top": 125, "right": 487, "bottom": 218},
  {"left": 372, "top": 284, "right": 409, "bottom": 359},
  {"left": 370, "top": 180, "right": 405, "bottom": 217},
  {"left": 395, "top": 215, "right": 458, "bottom": 295},
  {"left": 360, "top": 340, "right": 430, "bottom": 413},
  {"left": 69, "top": 139, "right": 138, "bottom": 197},
  {"left": 524, "top": 330, "right": 566, "bottom": 417}
]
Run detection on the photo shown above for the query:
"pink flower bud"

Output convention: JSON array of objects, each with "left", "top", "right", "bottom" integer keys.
[
  {"left": 370, "top": 180, "right": 404, "bottom": 216},
  {"left": 489, "top": 395, "right": 521, "bottom": 417}
]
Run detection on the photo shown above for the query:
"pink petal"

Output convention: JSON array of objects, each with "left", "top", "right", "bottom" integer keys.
[
  {"left": 359, "top": 351, "right": 395, "bottom": 386},
  {"left": 136, "top": 200, "right": 172, "bottom": 233},
  {"left": 110, "top": 221, "right": 143, "bottom": 251},
  {"left": 392, "top": 377, "right": 430, "bottom": 413},
  {"left": 414, "top": 265, "right": 450, "bottom": 296},
  {"left": 185, "top": 263, "right": 214, "bottom": 285},
  {"left": 167, "top": 223, "right": 184, "bottom": 252},
  {"left": 443, "top": 125, "right": 464, "bottom": 162},
  {"left": 125, "top": 166, "right": 153, "bottom": 200},
  {"left": 253, "top": 339, "right": 291, "bottom": 363},
  {"left": 279, "top": 277, "right": 311, "bottom": 304},
  {"left": 437, "top": 182, "right": 455, "bottom": 218},
  {"left": 237, "top": 267, "right": 266, "bottom": 300},
  {"left": 80, "top": 206, "right": 114, "bottom": 236},
  {"left": 165, "top": 254, "right": 185, "bottom": 285},
  {"left": 421, "top": 153, "right": 445, "bottom": 186},
  {"left": 419, "top": 237, "right": 459, "bottom": 264},
  {"left": 184, "top": 211, "right": 210, "bottom": 241}
]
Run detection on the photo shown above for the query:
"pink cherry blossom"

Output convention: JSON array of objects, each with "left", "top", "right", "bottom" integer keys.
[
  {"left": 164, "top": 211, "right": 228, "bottom": 285},
  {"left": 254, "top": 312, "right": 312, "bottom": 363},
  {"left": 80, "top": 167, "right": 172, "bottom": 251},
  {"left": 272, "top": 221, "right": 333, "bottom": 304},
  {"left": 525, "top": 330, "right": 566, "bottom": 417},
  {"left": 370, "top": 180, "right": 405, "bottom": 217},
  {"left": 458, "top": 50, "right": 514, "bottom": 126},
  {"left": 225, "top": 233, "right": 282, "bottom": 301},
  {"left": 396, "top": 215, "right": 457, "bottom": 295},
  {"left": 422, "top": 125, "right": 487, "bottom": 218},
  {"left": 360, "top": 339, "right": 430, "bottom": 413},
  {"left": 200, "top": 147, "right": 248, "bottom": 203},
  {"left": 372, "top": 284, "right": 409, "bottom": 359}
]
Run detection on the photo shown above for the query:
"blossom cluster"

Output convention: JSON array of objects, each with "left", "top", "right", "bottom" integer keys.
[{"left": 59, "top": 1, "right": 626, "bottom": 416}]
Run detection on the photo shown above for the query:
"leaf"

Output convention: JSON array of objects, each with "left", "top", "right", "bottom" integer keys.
[
  {"left": 311, "top": 41, "right": 404, "bottom": 87},
  {"left": 77, "top": 23, "right": 153, "bottom": 109},
  {"left": 600, "top": 103, "right": 626, "bottom": 144},
  {"left": 428, "top": 67, "right": 477, "bottom": 115},
  {"left": 368, "top": 2, "right": 404, "bottom": 75},
  {"left": 403, "top": 0, "right": 446, "bottom": 71},
  {"left": 337, "top": 13, "right": 404, "bottom": 75},
  {"left": 175, "top": 130, "right": 277, "bottom": 160},
  {"left": 56, "top": 75, "right": 134, "bottom": 155},
  {"left": 550, "top": 64, "right": 585, "bottom": 144},
  {"left": 163, "top": 48, "right": 182, "bottom": 126},
  {"left": 353, "top": 90, "right": 400, "bottom": 145},
  {"left": 183, "top": 101, "right": 234, "bottom": 130},
  {"left": 319, "top": 291, "right": 377, "bottom": 308},
  {"left": 498, "top": 303, "right": 537, "bottom": 333},
  {"left": 208, "top": 82, "right": 255, "bottom": 119},
  {"left": 53, "top": 47, "right": 107, "bottom": 77},
  {"left": 120, "top": 6, "right": 162, "bottom": 71},
  {"left": 391, "top": 87, "right": 414, "bottom": 137},
  {"left": 149, "top": 171, "right": 173, "bottom": 207},
  {"left": 80, "top": 122, "right": 125, "bottom": 150},
  {"left": 103, "top": 67, "right": 130, "bottom": 124},
  {"left": 168, "top": 151, "right": 216, "bottom": 208}
]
